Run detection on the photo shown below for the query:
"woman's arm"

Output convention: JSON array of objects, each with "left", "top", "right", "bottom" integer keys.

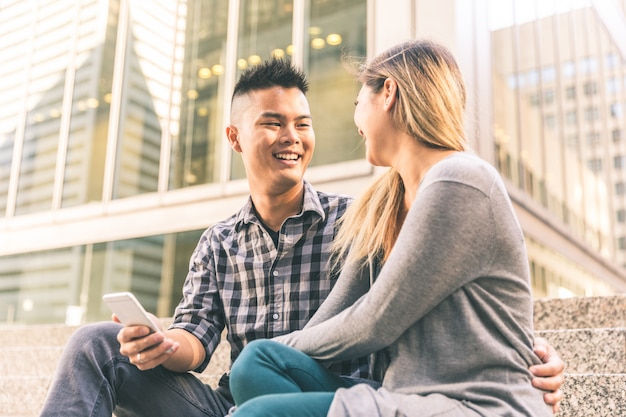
[
  {"left": 276, "top": 179, "right": 495, "bottom": 360},
  {"left": 304, "top": 257, "right": 373, "bottom": 329}
]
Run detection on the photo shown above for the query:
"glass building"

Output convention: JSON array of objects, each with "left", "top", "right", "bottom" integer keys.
[{"left": 1, "top": 0, "right": 625, "bottom": 325}]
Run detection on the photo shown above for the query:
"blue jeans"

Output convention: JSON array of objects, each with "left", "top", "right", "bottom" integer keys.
[
  {"left": 39, "top": 322, "right": 232, "bottom": 417},
  {"left": 229, "top": 339, "right": 376, "bottom": 417}
]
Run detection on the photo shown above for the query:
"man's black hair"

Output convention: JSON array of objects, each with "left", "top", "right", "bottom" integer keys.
[{"left": 232, "top": 58, "right": 309, "bottom": 100}]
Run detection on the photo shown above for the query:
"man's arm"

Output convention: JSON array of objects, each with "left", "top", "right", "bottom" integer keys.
[{"left": 531, "top": 337, "right": 565, "bottom": 414}]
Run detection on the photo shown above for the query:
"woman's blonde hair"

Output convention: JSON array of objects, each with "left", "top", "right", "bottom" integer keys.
[{"left": 332, "top": 39, "right": 468, "bottom": 269}]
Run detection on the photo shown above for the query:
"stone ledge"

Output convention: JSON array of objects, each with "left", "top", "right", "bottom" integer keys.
[
  {"left": 534, "top": 295, "right": 626, "bottom": 330},
  {"left": 536, "top": 328, "right": 626, "bottom": 374},
  {"left": 0, "top": 376, "right": 51, "bottom": 417},
  {"left": 559, "top": 373, "right": 626, "bottom": 416}
]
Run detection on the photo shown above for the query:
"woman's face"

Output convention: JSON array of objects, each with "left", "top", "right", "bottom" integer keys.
[{"left": 353, "top": 84, "right": 393, "bottom": 167}]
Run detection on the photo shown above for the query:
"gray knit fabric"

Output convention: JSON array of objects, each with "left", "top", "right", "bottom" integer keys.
[{"left": 275, "top": 152, "right": 551, "bottom": 416}]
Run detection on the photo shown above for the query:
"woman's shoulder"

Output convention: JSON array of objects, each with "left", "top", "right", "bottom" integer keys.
[{"left": 423, "top": 152, "right": 501, "bottom": 193}]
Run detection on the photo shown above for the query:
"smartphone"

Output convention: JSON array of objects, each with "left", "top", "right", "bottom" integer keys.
[{"left": 102, "top": 292, "right": 160, "bottom": 333}]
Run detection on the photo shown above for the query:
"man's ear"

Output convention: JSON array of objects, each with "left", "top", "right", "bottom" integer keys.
[{"left": 226, "top": 126, "right": 242, "bottom": 152}]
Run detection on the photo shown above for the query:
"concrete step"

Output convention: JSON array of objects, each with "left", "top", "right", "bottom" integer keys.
[
  {"left": 0, "top": 336, "right": 230, "bottom": 380},
  {"left": 0, "top": 346, "right": 64, "bottom": 377},
  {"left": 2, "top": 295, "right": 625, "bottom": 417},
  {"left": 1, "top": 372, "right": 624, "bottom": 417},
  {"left": 5, "top": 326, "right": 621, "bottom": 380},
  {"left": 0, "top": 324, "right": 79, "bottom": 348},
  {"left": 536, "top": 328, "right": 626, "bottom": 374},
  {"left": 0, "top": 376, "right": 50, "bottom": 417},
  {"left": 534, "top": 295, "right": 626, "bottom": 330},
  {"left": 559, "top": 373, "right": 626, "bottom": 416},
  {"left": 0, "top": 321, "right": 230, "bottom": 417},
  {"left": 0, "top": 319, "right": 174, "bottom": 348}
]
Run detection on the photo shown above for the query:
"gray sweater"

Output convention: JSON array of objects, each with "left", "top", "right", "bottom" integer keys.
[{"left": 275, "top": 153, "right": 551, "bottom": 416}]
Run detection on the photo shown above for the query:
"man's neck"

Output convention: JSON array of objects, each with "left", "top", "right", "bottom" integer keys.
[{"left": 251, "top": 183, "right": 305, "bottom": 232}]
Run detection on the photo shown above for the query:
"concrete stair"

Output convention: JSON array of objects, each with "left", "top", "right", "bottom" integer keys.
[
  {"left": 533, "top": 295, "right": 626, "bottom": 416},
  {"left": 0, "top": 295, "right": 624, "bottom": 416},
  {"left": 0, "top": 319, "right": 231, "bottom": 417}
]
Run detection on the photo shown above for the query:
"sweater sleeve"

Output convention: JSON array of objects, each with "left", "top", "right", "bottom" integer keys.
[
  {"left": 275, "top": 176, "right": 498, "bottom": 361},
  {"left": 303, "top": 258, "right": 372, "bottom": 329}
]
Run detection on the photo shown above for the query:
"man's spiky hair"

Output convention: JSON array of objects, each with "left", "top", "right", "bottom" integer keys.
[{"left": 232, "top": 58, "right": 309, "bottom": 100}]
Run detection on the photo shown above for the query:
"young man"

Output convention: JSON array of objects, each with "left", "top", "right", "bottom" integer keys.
[{"left": 39, "top": 59, "right": 563, "bottom": 417}]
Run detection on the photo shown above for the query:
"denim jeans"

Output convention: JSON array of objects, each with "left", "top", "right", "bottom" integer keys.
[
  {"left": 228, "top": 339, "right": 378, "bottom": 417},
  {"left": 39, "top": 322, "right": 232, "bottom": 417}
]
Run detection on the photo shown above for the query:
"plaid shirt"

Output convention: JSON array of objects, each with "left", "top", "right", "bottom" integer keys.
[{"left": 171, "top": 180, "right": 369, "bottom": 378}]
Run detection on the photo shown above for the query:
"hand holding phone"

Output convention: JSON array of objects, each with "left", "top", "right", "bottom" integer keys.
[{"left": 102, "top": 292, "right": 160, "bottom": 333}]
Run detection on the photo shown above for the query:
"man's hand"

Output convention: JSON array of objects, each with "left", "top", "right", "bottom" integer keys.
[
  {"left": 114, "top": 314, "right": 179, "bottom": 371},
  {"left": 530, "top": 337, "right": 565, "bottom": 414}
]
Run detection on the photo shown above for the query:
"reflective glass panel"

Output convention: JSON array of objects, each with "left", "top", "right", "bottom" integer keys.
[
  {"left": 306, "top": 0, "right": 367, "bottom": 167},
  {"left": 0, "top": 1, "right": 32, "bottom": 215},
  {"left": 170, "top": 0, "right": 230, "bottom": 189},
  {"left": 230, "top": 0, "right": 295, "bottom": 179},
  {"left": 62, "top": 1, "right": 119, "bottom": 207},
  {"left": 112, "top": 2, "right": 182, "bottom": 199},
  {"left": 0, "top": 229, "right": 203, "bottom": 325},
  {"left": 490, "top": 0, "right": 522, "bottom": 186},
  {"left": 15, "top": 1, "right": 75, "bottom": 215}
]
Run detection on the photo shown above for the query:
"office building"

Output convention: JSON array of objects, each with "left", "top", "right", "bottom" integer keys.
[{"left": 1, "top": 0, "right": 625, "bottom": 325}]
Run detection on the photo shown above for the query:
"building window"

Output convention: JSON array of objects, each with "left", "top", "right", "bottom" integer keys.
[
  {"left": 543, "top": 89, "right": 554, "bottom": 105},
  {"left": 615, "top": 155, "right": 626, "bottom": 170},
  {"left": 170, "top": 0, "right": 231, "bottom": 189},
  {"left": 566, "top": 110, "right": 577, "bottom": 125},
  {"left": 583, "top": 81, "right": 597, "bottom": 96},
  {"left": 606, "top": 53, "right": 619, "bottom": 69},
  {"left": 616, "top": 182, "right": 626, "bottom": 195},
  {"left": 544, "top": 114, "right": 556, "bottom": 129},
  {"left": 607, "top": 78, "right": 618, "bottom": 95},
  {"left": 587, "top": 158, "right": 602, "bottom": 173},
  {"left": 566, "top": 134, "right": 579, "bottom": 149},
  {"left": 580, "top": 56, "right": 598, "bottom": 74},
  {"left": 584, "top": 107, "right": 599, "bottom": 122},
  {"left": 304, "top": 0, "right": 367, "bottom": 168},
  {"left": 611, "top": 103, "right": 623, "bottom": 120},
  {"left": 617, "top": 209, "right": 626, "bottom": 223},
  {"left": 562, "top": 60, "right": 575, "bottom": 77},
  {"left": 542, "top": 66, "right": 556, "bottom": 82},
  {"left": 526, "top": 69, "right": 539, "bottom": 86},
  {"left": 565, "top": 85, "right": 576, "bottom": 100},
  {"left": 529, "top": 92, "right": 540, "bottom": 106},
  {"left": 618, "top": 236, "right": 626, "bottom": 250},
  {"left": 614, "top": 129, "right": 623, "bottom": 143},
  {"left": 586, "top": 132, "right": 601, "bottom": 146}
]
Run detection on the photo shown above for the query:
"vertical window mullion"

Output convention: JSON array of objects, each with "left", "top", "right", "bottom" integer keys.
[
  {"left": 52, "top": 1, "right": 81, "bottom": 210},
  {"left": 292, "top": 0, "right": 306, "bottom": 69},
  {"left": 219, "top": 0, "right": 241, "bottom": 185},
  {"left": 158, "top": 0, "right": 184, "bottom": 194},
  {"left": 5, "top": 0, "right": 38, "bottom": 218},
  {"left": 102, "top": 0, "right": 131, "bottom": 204}
]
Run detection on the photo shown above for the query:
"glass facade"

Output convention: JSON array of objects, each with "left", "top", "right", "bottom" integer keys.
[
  {"left": 490, "top": 0, "right": 626, "bottom": 294},
  {"left": 1, "top": 0, "right": 625, "bottom": 325},
  {"left": 0, "top": 0, "right": 367, "bottom": 324},
  {"left": 171, "top": 0, "right": 230, "bottom": 187}
]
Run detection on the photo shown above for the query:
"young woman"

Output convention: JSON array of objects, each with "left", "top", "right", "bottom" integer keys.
[{"left": 227, "top": 39, "right": 554, "bottom": 416}]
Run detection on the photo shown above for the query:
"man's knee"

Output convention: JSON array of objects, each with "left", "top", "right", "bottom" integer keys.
[{"left": 66, "top": 321, "right": 123, "bottom": 355}]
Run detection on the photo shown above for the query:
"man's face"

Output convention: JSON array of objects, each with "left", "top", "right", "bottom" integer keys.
[{"left": 228, "top": 86, "right": 315, "bottom": 194}]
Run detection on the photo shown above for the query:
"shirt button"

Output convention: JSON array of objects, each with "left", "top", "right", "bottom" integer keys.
[
  {"left": 273, "top": 271, "right": 278, "bottom": 276},
  {"left": 272, "top": 313, "right": 279, "bottom": 320}
]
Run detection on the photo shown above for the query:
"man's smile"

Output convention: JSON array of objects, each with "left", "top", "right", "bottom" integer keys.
[{"left": 274, "top": 153, "right": 301, "bottom": 161}]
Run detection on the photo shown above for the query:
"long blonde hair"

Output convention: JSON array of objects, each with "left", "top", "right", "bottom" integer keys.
[{"left": 332, "top": 40, "right": 468, "bottom": 269}]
